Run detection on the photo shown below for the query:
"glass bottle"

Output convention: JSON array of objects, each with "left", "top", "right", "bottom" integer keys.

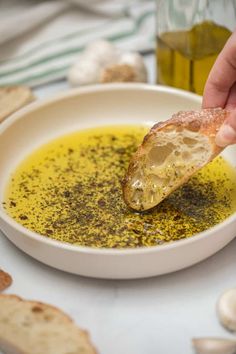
[{"left": 156, "top": 0, "right": 236, "bottom": 95}]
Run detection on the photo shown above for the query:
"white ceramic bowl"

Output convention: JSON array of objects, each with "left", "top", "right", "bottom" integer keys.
[{"left": 0, "top": 84, "right": 236, "bottom": 279}]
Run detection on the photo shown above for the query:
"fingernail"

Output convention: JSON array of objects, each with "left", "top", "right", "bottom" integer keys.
[{"left": 216, "top": 124, "right": 236, "bottom": 147}]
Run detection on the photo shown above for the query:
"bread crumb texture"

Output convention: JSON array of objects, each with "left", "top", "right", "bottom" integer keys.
[
  {"left": 123, "top": 108, "right": 228, "bottom": 210},
  {"left": 0, "top": 294, "right": 97, "bottom": 354},
  {"left": 0, "top": 86, "right": 35, "bottom": 122}
]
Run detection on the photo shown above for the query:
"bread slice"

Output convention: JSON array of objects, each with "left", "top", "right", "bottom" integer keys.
[
  {"left": 0, "top": 270, "right": 12, "bottom": 292},
  {"left": 0, "top": 86, "right": 35, "bottom": 123},
  {"left": 123, "top": 108, "right": 228, "bottom": 211},
  {"left": 0, "top": 294, "right": 97, "bottom": 354}
]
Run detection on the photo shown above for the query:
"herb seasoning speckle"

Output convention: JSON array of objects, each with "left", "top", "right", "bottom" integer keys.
[{"left": 3, "top": 125, "right": 236, "bottom": 248}]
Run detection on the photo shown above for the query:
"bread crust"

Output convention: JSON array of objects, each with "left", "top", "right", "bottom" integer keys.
[
  {"left": 123, "top": 108, "right": 229, "bottom": 211},
  {"left": 0, "top": 270, "right": 12, "bottom": 292}
]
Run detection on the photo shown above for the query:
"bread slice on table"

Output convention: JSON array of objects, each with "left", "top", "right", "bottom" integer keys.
[
  {"left": 0, "top": 86, "right": 35, "bottom": 123},
  {"left": 123, "top": 108, "right": 228, "bottom": 211},
  {"left": 0, "top": 294, "right": 97, "bottom": 354},
  {"left": 0, "top": 270, "right": 12, "bottom": 292}
]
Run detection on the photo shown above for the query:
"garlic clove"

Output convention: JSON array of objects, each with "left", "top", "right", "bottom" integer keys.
[
  {"left": 192, "top": 337, "right": 236, "bottom": 354},
  {"left": 119, "top": 52, "right": 148, "bottom": 82},
  {"left": 67, "top": 56, "right": 102, "bottom": 86},
  {"left": 217, "top": 288, "right": 236, "bottom": 332},
  {"left": 84, "top": 39, "right": 120, "bottom": 68}
]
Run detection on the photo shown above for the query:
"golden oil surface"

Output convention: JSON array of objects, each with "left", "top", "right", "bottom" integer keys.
[
  {"left": 3, "top": 125, "right": 236, "bottom": 248},
  {"left": 156, "top": 21, "right": 231, "bottom": 95}
]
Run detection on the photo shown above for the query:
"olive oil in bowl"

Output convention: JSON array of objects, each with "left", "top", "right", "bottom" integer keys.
[{"left": 3, "top": 125, "right": 236, "bottom": 248}]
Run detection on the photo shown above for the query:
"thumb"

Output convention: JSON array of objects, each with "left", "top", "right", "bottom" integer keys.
[{"left": 215, "top": 110, "right": 236, "bottom": 147}]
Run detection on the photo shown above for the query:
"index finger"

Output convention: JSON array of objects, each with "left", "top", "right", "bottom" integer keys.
[{"left": 202, "top": 30, "right": 236, "bottom": 109}]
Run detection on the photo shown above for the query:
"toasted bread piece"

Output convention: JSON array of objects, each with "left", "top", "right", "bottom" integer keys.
[
  {"left": 0, "top": 294, "right": 97, "bottom": 354},
  {"left": 123, "top": 108, "right": 228, "bottom": 211},
  {"left": 0, "top": 86, "right": 35, "bottom": 123},
  {"left": 0, "top": 270, "right": 12, "bottom": 292}
]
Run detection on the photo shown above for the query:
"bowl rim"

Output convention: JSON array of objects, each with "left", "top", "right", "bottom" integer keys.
[{"left": 0, "top": 83, "right": 235, "bottom": 256}]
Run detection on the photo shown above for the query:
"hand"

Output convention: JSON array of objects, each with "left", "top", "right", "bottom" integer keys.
[{"left": 203, "top": 30, "right": 236, "bottom": 147}]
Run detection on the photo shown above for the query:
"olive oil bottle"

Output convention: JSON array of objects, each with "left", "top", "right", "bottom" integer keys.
[{"left": 156, "top": 21, "right": 231, "bottom": 95}]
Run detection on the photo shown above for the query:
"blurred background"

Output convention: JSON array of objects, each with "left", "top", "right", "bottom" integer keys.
[
  {"left": 0, "top": 1, "right": 235, "bottom": 102},
  {"left": 0, "top": 0, "right": 155, "bottom": 88}
]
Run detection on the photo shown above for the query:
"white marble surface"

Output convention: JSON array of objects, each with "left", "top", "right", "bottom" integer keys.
[{"left": 1, "top": 54, "right": 236, "bottom": 354}]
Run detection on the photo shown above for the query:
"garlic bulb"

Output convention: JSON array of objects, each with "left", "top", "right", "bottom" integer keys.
[
  {"left": 118, "top": 52, "right": 148, "bottom": 82},
  {"left": 100, "top": 64, "right": 137, "bottom": 83},
  {"left": 192, "top": 337, "right": 236, "bottom": 354},
  {"left": 217, "top": 288, "right": 236, "bottom": 332},
  {"left": 83, "top": 40, "right": 120, "bottom": 67},
  {"left": 68, "top": 55, "right": 102, "bottom": 86},
  {"left": 67, "top": 40, "right": 148, "bottom": 86},
  {"left": 68, "top": 40, "right": 120, "bottom": 86}
]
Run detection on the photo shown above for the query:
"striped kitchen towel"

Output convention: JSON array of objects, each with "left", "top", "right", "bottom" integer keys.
[{"left": 0, "top": 0, "right": 155, "bottom": 87}]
